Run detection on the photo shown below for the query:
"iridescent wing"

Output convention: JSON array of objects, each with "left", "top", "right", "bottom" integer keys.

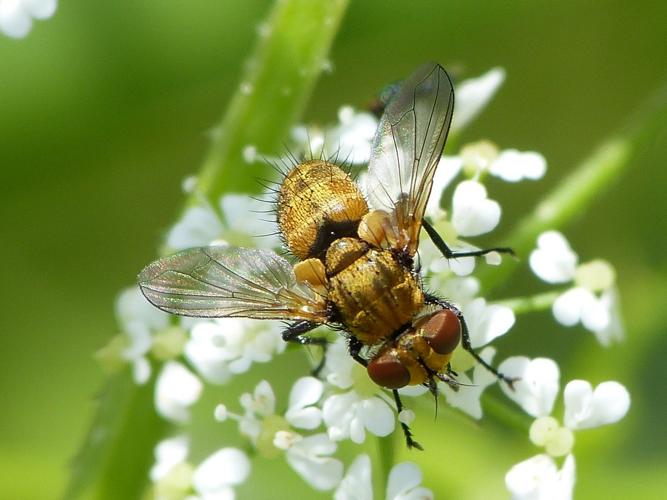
[
  {"left": 364, "top": 63, "right": 454, "bottom": 256},
  {"left": 138, "top": 246, "right": 328, "bottom": 321}
]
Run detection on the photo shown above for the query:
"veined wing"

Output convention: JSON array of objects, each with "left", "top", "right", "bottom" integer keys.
[
  {"left": 365, "top": 63, "right": 454, "bottom": 256},
  {"left": 138, "top": 246, "right": 328, "bottom": 321}
]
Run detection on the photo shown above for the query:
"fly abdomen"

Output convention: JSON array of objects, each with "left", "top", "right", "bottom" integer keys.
[{"left": 326, "top": 239, "right": 424, "bottom": 345}]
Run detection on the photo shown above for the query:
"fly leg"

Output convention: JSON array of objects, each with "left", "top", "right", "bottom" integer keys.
[
  {"left": 349, "top": 339, "right": 422, "bottom": 450},
  {"left": 393, "top": 389, "right": 423, "bottom": 451},
  {"left": 424, "top": 294, "right": 517, "bottom": 389},
  {"left": 423, "top": 218, "right": 514, "bottom": 259},
  {"left": 348, "top": 337, "right": 368, "bottom": 367},
  {"left": 282, "top": 320, "right": 328, "bottom": 377}
]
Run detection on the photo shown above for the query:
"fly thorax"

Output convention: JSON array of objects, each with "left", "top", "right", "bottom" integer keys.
[
  {"left": 324, "top": 237, "right": 369, "bottom": 277},
  {"left": 277, "top": 160, "right": 369, "bottom": 260}
]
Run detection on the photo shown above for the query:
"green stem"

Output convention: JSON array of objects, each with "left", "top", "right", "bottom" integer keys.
[
  {"left": 498, "top": 290, "right": 561, "bottom": 315},
  {"left": 63, "top": 372, "right": 169, "bottom": 500},
  {"left": 66, "top": 1, "right": 349, "bottom": 498},
  {"left": 194, "top": 0, "right": 350, "bottom": 201},
  {"left": 481, "top": 392, "right": 532, "bottom": 433},
  {"left": 477, "top": 82, "right": 667, "bottom": 295},
  {"left": 374, "top": 435, "right": 395, "bottom": 499}
]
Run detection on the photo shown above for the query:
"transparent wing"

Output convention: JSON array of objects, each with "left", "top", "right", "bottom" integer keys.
[
  {"left": 138, "top": 246, "right": 328, "bottom": 321},
  {"left": 365, "top": 63, "right": 454, "bottom": 255}
]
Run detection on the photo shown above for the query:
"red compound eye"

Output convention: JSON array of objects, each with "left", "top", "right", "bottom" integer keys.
[
  {"left": 422, "top": 309, "right": 461, "bottom": 355},
  {"left": 367, "top": 349, "right": 410, "bottom": 389}
]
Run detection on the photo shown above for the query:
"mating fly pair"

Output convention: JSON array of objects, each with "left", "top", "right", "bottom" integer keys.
[{"left": 139, "top": 63, "right": 515, "bottom": 449}]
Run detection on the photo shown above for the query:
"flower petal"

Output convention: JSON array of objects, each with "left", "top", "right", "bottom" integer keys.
[
  {"left": 192, "top": 448, "right": 250, "bottom": 494},
  {"left": 335, "top": 454, "right": 373, "bottom": 500},
  {"left": 166, "top": 204, "right": 223, "bottom": 250},
  {"left": 552, "top": 287, "right": 595, "bottom": 327},
  {"left": 150, "top": 435, "right": 190, "bottom": 481},
  {"left": 0, "top": 1, "right": 32, "bottom": 38},
  {"left": 25, "top": 0, "right": 57, "bottom": 18},
  {"left": 529, "top": 231, "right": 578, "bottom": 284},
  {"left": 359, "top": 398, "right": 395, "bottom": 437},
  {"left": 505, "top": 453, "right": 575, "bottom": 500},
  {"left": 499, "top": 357, "right": 560, "bottom": 417},
  {"left": 451, "top": 67, "right": 505, "bottom": 133},
  {"left": 287, "top": 434, "right": 343, "bottom": 491},
  {"left": 386, "top": 462, "right": 432, "bottom": 500},
  {"left": 563, "top": 380, "right": 630, "bottom": 430},
  {"left": 155, "top": 361, "right": 203, "bottom": 423},
  {"left": 451, "top": 181, "right": 501, "bottom": 237},
  {"left": 464, "top": 298, "right": 515, "bottom": 348},
  {"left": 489, "top": 149, "right": 547, "bottom": 182}
]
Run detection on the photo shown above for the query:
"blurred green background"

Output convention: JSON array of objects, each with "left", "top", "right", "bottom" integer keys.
[{"left": 1, "top": 1, "right": 666, "bottom": 498}]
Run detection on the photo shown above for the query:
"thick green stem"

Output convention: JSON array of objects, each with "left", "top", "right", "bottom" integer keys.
[
  {"left": 195, "top": 0, "right": 350, "bottom": 201},
  {"left": 477, "top": 83, "right": 667, "bottom": 295},
  {"left": 66, "top": 1, "right": 349, "bottom": 498}
]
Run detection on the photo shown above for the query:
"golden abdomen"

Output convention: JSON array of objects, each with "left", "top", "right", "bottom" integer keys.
[
  {"left": 278, "top": 160, "right": 368, "bottom": 260},
  {"left": 325, "top": 238, "right": 424, "bottom": 344}
]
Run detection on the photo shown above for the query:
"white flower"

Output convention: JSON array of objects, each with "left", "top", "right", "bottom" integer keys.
[
  {"left": 191, "top": 448, "right": 251, "bottom": 499},
  {"left": 322, "top": 390, "right": 395, "bottom": 444},
  {"left": 334, "top": 454, "right": 372, "bottom": 500},
  {"left": 115, "top": 286, "right": 170, "bottom": 384},
  {"left": 150, "top": 435, "right": 190, "bottom": 482},
  {"left": 552, "top": 287, "right": 623, "bottom": 346},
  {"left": 529, "top": 231, "right": 578, "bottom": 284},
  {"left": 489, "top": 149, "right": 547, "bottom": 182},
  {"left": 335, "top": 454, "right": 433, "bottom": 500},
  {"left": 150, "top": 437, "right": 250, "bottom": 500},
  {"left": 451, "top": 180, "right": 501, "bottom": 237},
  {"left": 500, "top": 356, "right": 630, "bottom": 458},
  {"left": 529, "top": 231, "right": 624, "bottom": 345},
  {"left": 506, "top": 453, "right": 576, "bottom": 500},
  {"left": 167, "top": 193, "right": 280, "bottom": 251},
  {"left": 154, "top": 361, "right": 203, "bottom": 423},
  {"left": 281, "top": 433, "right": 343, "bottom": 491},
  {"left": 457, "top": 141, "right": 547, "bottom": 183},
  {"left": 463, "top": 297, "right": 515, "bottom": 349},
  {"left": 285, "top": 376, "right": 325, "bottom": 429},
  {"left": 562, "top": 380, "right": 630, "bottom": 430},
  {"left": 498, "top": 357, "right": 560, "bottom": 418},
  {"left": 167, "top": 205, "right": 224, "bottom": 250},
  {"left": 441, "top": 346, "right": 497, "bottom": 419},
  {"left": 184, "top": 318, "right": 285, "bottom": 384},
  {"left": 325, "top": 106, "right": 379, "bottom": 164},
  {"left": 321, "top": 338, "right": 395, "bottom": 444},
  {"left": 234, "top": 376, "right": 324, "bottom": 436},
  {"left": 0, "top": 0, "right": 56, "bottom": 38},
  {"left": 451, "top": 67, "right": 506, "bottom": 133},
  {"left": 385, "top": 461, "right": 433, "bottom": 500}
]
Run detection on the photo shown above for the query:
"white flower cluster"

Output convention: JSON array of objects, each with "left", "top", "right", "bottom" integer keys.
[
  {"left": 103, "top": 67, "right": 631, "bottom": 498},
  {"left": 530, "top": 230, "right": 624, "bottom": 346},
  {"left": 500, "top": 357, "right": 630, "bottom": 499},
  {"left": 0, "top": 0, "right": 56, "bottom": 38}
]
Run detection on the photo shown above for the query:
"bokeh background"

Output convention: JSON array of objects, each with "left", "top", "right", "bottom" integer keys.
[{"left": 1, "top": 1, "right": 666, "bottom": 498}]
